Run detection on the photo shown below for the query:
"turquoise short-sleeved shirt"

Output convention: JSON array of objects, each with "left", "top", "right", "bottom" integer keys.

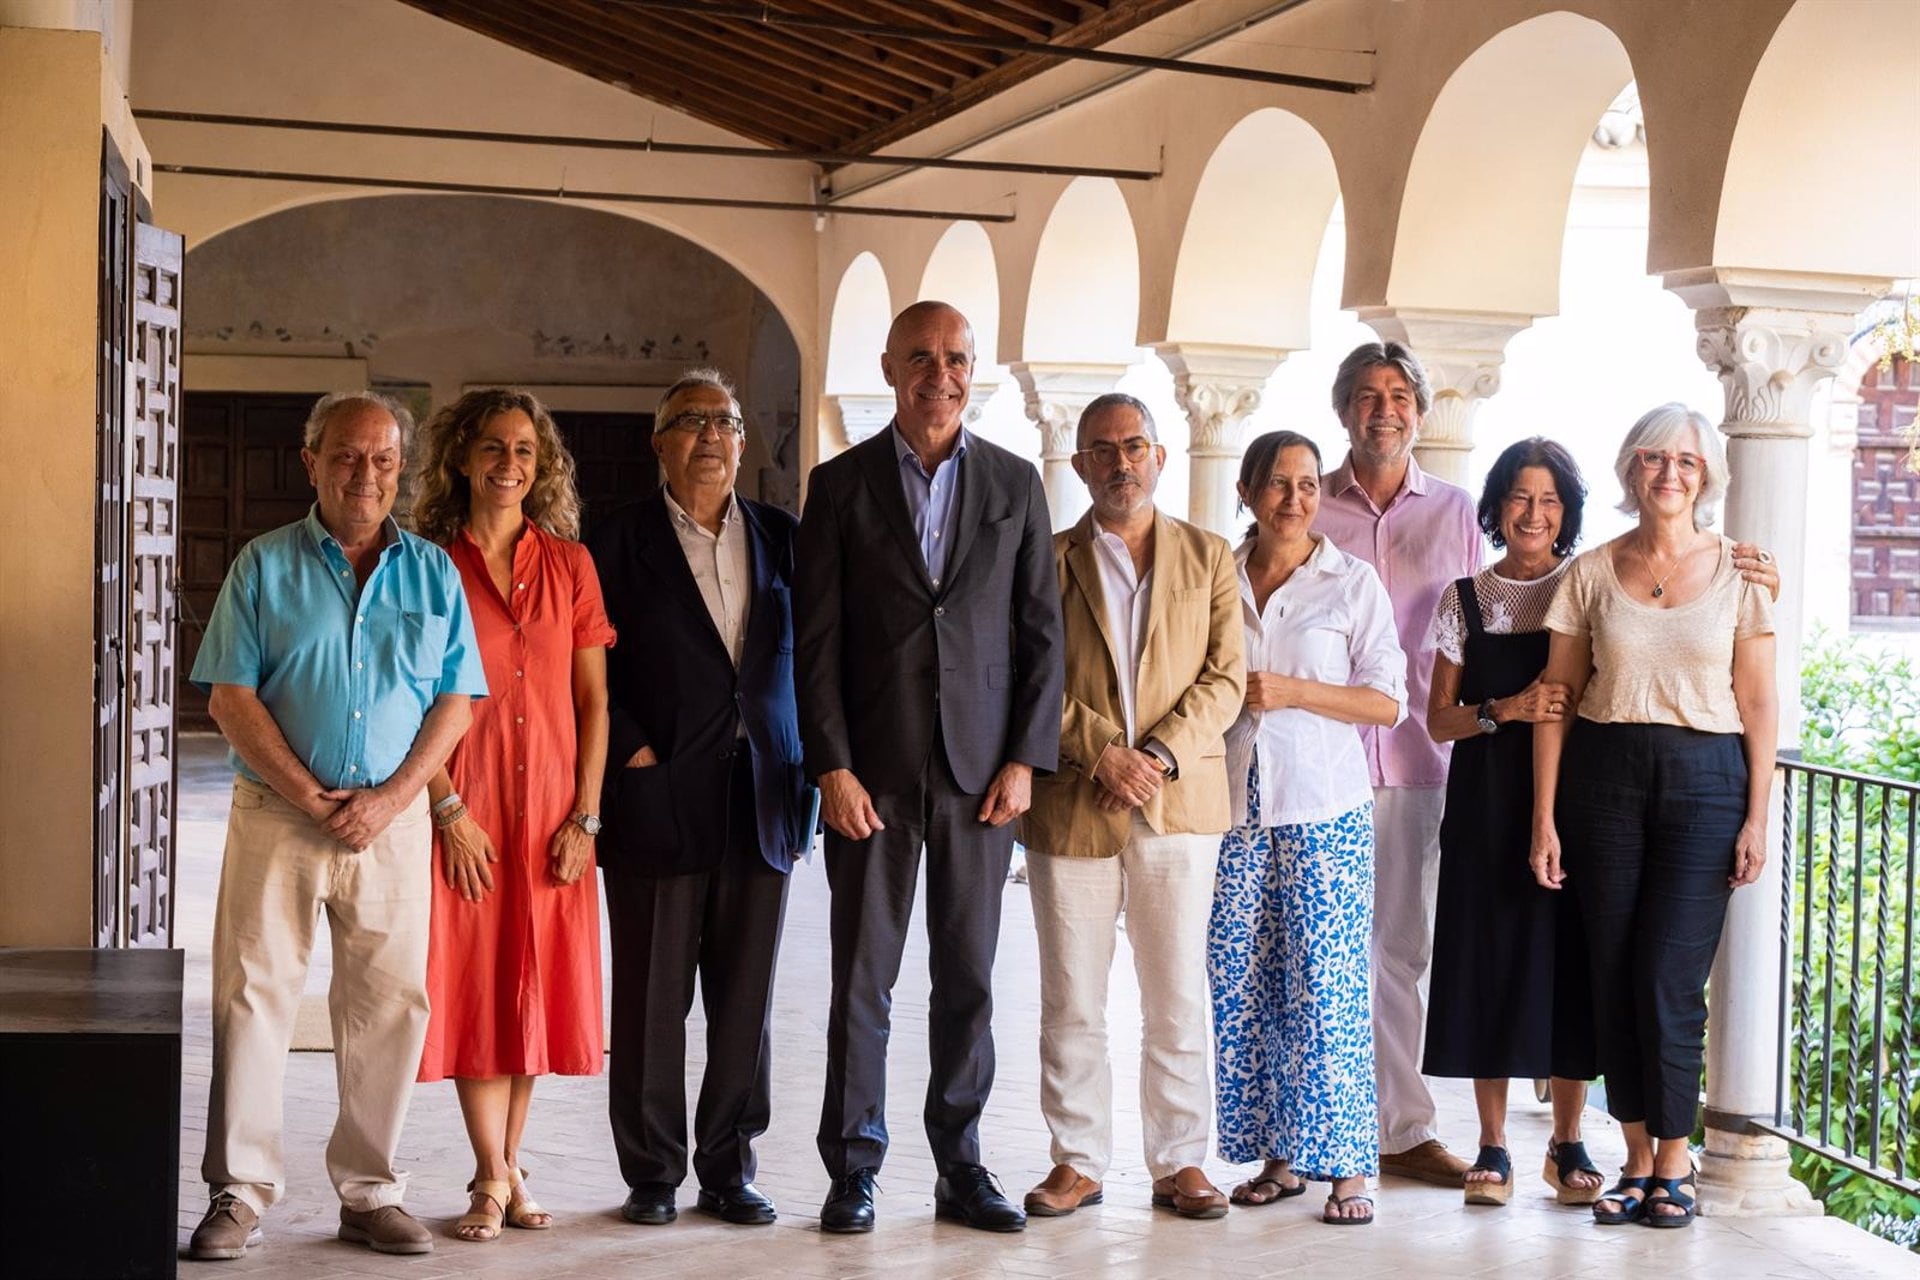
[{"left": 191, "top": 508, "right": 489, "bottom": 789}]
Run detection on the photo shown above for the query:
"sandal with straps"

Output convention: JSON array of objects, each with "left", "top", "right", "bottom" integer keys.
[
  {"left": 1591, "top": 1175, "right": 1651, "bottom": 1225},
  {"left": 1642, "top": 1173, "right": 1697, "bottom": 1229},
  {"left": 456, "top": 1179, "right": 509, "bottom": 1242},
  {"left": 1543, "top": 1139, "right": 1605, "bottom": 1205},
  {"left": 1230, "top": 1172, "right": 1307, "bottom": 1206},
  {"left": 1463, "top": 1145, "right": 1513, "bottom": 1206},
  {"left": 505, "top": 1166, "right": 552, "bottom": 1230}
]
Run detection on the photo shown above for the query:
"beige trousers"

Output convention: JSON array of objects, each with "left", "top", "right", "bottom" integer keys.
[
  {"left": 202, "top": 776, "right": 432, "bottom": 1213},
  {"left": 1027, "top": 821, "right": 1221, "bottom": 1181},
  {"left": 1370, "top": 784, "right": 1446, "bottom": 1155}
]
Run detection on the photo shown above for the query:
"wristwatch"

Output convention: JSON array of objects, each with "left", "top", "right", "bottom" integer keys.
[
  {"left": 1475, "top": 699, "right": 1501, "bottom": 736},
  {"left": 571, "top": 812, "right": 603, "bottom": 836}
]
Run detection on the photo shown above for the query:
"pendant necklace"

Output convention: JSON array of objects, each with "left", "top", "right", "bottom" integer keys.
[{"left": 1643, "top": 535, "right": 1691, "bottom": 598}]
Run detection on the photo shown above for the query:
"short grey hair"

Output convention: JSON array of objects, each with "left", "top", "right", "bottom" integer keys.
[
  {"left": 1077, "top": 392, "right": 1157, "bottom": 447},
  {"left": 303, "top": 390, "right": 414, "bottom": 455},
  {"left": 1331, "top": 341, "right": 1432, "bottom": 418},
  {"left": 1614, "top": 402, "right": 1730, "bottom": 528},
  {"left": 655, "top": 367, "right": 740, "bottom": 431}
]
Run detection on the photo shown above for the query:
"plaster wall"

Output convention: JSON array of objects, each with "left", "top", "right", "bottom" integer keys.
[
  {"left": 184, "top": 194, "right": 802, "bottom": 505},
  {"left": 0, "top": 28, "right": 115, "bottom": 944}
]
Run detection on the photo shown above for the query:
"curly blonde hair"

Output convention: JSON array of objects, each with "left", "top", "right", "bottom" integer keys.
[{"left": 412, "top": 388, "right": 583, "bottom": 544}]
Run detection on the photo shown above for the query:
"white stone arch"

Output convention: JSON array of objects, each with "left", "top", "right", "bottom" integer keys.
[
  {"left": 1022, "top": 177, "right": 1141, "bottom": 364},
  {"left": 917, "top": 221, "right": 1001, "bottom": 371},
  {"left": 1166, "top": 108, "right": 1342, "bottom": 350},
  {"left": 1712, "top": 0, "right": 1920, "bottom": 278},
  {"left": 1386, "top": 12, "right": 1634, "bottom": 318},
  {"left": 822, "top": 251, "right": 895, "bottom": 450}
]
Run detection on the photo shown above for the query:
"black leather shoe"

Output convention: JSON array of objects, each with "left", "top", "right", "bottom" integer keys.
[
  {"left": 697, "top": 1181, "right": 778, "bottom": 1226},
  {"left": 934, "top": 1164, "right": 1026, "bottom": 1233},
  {"left": 620, "top": 1183, "right": 677, "bottom": 1225},
  {"left": 820, "top": 1168, "right": 878, "bottom": 1234}
]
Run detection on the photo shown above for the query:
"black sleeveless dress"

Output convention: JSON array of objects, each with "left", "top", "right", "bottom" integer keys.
[{"left": 1423, "top": 576, "right": 1596, "bottom": 1080}]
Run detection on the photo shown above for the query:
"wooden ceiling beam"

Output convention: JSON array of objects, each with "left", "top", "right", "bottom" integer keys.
[
  {"left": 772, "top": 1, "right": 1000, "bottom": 71},
  {"left": 638, "top": 11, "right": 925, "bottom": 113}
]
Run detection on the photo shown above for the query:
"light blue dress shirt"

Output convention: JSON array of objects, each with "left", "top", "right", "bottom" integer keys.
[
  {"left": 892, "top": 423, "right": 970, "bottom": 590},
  {"left": 191, "top": 507, "right": 489, "bottom": 790}
]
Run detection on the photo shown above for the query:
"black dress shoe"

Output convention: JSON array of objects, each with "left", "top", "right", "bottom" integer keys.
[
  {"left": 697, "top": 1182, "right": 778, "bottom": 1226},
  {"left": 820, "top": 1168, "right": 878, "bottom": 1234},
  {"left": 934, "top": 1164, "right": 1026, "bottom": 1233},
  {"left": 620, "top": 1183, "right": 677, "bottom": 1225}
]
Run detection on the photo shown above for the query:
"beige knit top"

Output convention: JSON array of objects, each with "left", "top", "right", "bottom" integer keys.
[{"left": 1545, "top": 534, "right": 1774, "bottom": 734}]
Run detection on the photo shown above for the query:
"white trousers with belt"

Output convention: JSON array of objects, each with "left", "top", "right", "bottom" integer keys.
[{"left": 1371, "top": 784, "right": 1446, "bottom": 1154}]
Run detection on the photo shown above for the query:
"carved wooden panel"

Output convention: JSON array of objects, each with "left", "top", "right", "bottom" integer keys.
[
  {"left": 94, "top": 138, "right": 132, "bottom": 948},
  {"left": 1851, "top": 356, "right": 1919, "bottom": 627},
  {"left": 126, "top": 221, "right": 184, "bottom": 947}
]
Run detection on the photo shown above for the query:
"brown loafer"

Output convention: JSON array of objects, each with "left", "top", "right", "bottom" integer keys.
[
  {"left": 338, "top": 1204, "right": 434, "bottom": 1255},
  {"left": 1151, "top": 1167, "right": 1229, "bottom": 1219},
  {"left": 1380, "top": 1139, "right": 1470, "bottom": 1188},
  {"left": 1024, "top": 1163, "right": 1103, "bottom": 1216},
  {"left": 188, "top": 1192, "right": 262, "bottom": 1260}
]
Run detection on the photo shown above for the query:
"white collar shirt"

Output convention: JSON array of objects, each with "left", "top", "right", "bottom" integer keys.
[
  {"left": 664, "top": 487, "right": 751, "bottom": 676},
  {"left": 1089, "top": 524, "right": 1155, "bottom": 748},
  {"left": 1225, "top": 534, "right": 1408, "bottom": 828}
]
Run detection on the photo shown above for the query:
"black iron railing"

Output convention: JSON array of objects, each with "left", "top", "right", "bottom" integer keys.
[{"left": 1762, "top": 759, "right": 1919, "bottom": 1196}]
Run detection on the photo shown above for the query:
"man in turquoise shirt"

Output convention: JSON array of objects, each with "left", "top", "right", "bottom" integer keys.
[{"left": 187, "top": 390, "right": 486, "bottom": 1261}]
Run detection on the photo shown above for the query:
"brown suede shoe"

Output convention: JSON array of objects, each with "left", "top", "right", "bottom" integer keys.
[
  {"left": 1024, "top": 1164, "right": 1103, "bottom": 1217},
  {"left": 1380, "top": 1139, "right": 1470, "bottom": 1188},
  {"left": 338, "top": 1204, "right": 434, "bottom": 1255},
  {"left": 1151, "top": 1167, "right": 1229, "bottom": 1219},
  {"left": 188, "top": 1192, "right": 262, "bottom": 1261}
]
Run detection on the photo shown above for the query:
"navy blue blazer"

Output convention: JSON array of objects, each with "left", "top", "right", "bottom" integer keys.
[{"left": 590, "top": 489, "right": 810, "bottom": 875}]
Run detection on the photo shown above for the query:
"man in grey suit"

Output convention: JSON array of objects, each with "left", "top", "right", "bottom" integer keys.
[{"left": 795, "top": 300, "right": 1065, "bottom": 1234}]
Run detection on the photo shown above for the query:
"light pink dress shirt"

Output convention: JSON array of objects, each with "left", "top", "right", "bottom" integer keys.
[{"left": 1313, "top": 454, "right": 1483, "bottom": 788}]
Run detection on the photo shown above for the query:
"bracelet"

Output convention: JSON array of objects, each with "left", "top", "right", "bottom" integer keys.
[
  {"left": 431, "top": 791, "right": 463, "bottom": 816},
  {"left": 433, "top": 803, "right": 468, "bottom": 831}
]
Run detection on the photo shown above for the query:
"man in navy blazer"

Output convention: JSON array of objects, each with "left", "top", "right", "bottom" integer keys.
[
  {"left": 590, "top": 368, "right": 810, "bottom": 1230},
  {"left": 796, "top": 301, "right": 1065, "bottom": 1233}
]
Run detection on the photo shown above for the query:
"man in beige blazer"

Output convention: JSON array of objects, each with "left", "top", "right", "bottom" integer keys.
[{"left": 1019, "top": 393, "right": 1245, "bottom": 1220}]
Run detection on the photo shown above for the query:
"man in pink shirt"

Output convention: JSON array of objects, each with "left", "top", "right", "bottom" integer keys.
[{"left": 1312, "top": 342, "right": 1481, "bottom": 1186}]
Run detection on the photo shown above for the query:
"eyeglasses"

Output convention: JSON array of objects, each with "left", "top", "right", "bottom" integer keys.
[
  {"left": 1633, "top": 448, "right": 1704, "bottom": 477},
  {"left": 662, "top": 412, "right": 745, "bottom": 438},
  {"left": 1075, "top": 436, "right": 1156, "bottom": 467}
]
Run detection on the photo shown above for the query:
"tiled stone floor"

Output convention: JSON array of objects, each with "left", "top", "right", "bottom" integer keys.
[{"left": 172, "top": 735, "right": 1913, "bottom": 1278}]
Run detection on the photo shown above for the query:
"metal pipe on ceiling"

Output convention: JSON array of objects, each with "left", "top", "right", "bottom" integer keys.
[
  {"left": 616, "top": 0, "right": 1369, "bottom": 94},
  {"left": 133, "top": 108, "right": 1159, "bottom": 182},
  {"left": 151, "top": 163, "right": 1015, "bottom": 221}
]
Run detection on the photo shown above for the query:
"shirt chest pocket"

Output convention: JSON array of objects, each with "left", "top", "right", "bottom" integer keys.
[
  {"left": 1271, "top": 603, "right": 1351, "bottom": 677},
  {"left": 372, "top": 608, "right": 450, "bottom": 684}
]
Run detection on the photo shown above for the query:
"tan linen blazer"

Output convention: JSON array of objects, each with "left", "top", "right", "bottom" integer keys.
[{"left": 1019, "top": 508, "right": 1245, "bottom": 857}]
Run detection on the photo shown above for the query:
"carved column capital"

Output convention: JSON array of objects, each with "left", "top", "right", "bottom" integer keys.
[
  {"left": 1006, "top": 360, "right": 1132, "bottom": 529},
  {"left": 1690, "top": 308, "right": 1853, "bottom": 441},
  {"left": 1152, "top": 342, "right": 1289, "bottom": 456},
  {"left": 830, "top": 392, "right": 895, "bottom": 446},
  {"left": 963, "top": 376, "right": 1001, "bottom": 426},
  {"left": 1355, "top": 307, "right": 1530, "bottom": 458}
]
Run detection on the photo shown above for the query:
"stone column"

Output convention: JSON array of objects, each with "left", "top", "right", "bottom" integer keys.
[
  {"left": 964, "top": 375, "right": 1001, "bottom": 425},
  {"left": 1665, "top": 266, "right": 1893, "bottom": 1217},
  {"left": 1354, "top": 307, "right": 1531, "bottom": 487},
  {"left": 1006, "top": 361, "right": 1130, "bottom": 529},
  {"left": 1153, "top": 343, "right": 1290, "bottom": 537},
  {"left": 829, "top": 392, "right": 895, "bottom": 447}
]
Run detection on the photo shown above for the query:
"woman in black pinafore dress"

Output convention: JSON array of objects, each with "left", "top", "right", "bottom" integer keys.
[{"left": 1420, "top": 438, "right": 1601, "bottom": 1208}]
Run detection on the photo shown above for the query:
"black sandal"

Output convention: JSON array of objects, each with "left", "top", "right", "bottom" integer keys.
[
  {"left": 1463, "top": 1145, "right": 1513, "bottom": 1206},
  {"left": 1230, "top": 1174, "right": 1306, "bottom": 1206},
  {"left": 1543, "top": 1139, "right": 1604, "bottom": 1205},
  {"left": 1642, "top": 1173, "right": 1697, "bottom": 1228},
  {"left": 1322, "top": 1192, "right": 1374, "bottom": 1226},
  {"left": 1591, "top": 1175, "right": 1651, "bottom": 1225}
]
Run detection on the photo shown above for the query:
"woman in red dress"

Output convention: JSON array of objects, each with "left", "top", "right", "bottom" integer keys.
[{"left": 412, "top": 389, "right": 614, "bottom": 1242}]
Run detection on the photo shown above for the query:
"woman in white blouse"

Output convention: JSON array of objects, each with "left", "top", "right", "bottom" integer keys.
[
  {"left": 1208, "top": 430, "right": 1407, "bottom": 1227},
  {"left": 1531, "top": 403, "right": 1778, "bottom": 1229}
]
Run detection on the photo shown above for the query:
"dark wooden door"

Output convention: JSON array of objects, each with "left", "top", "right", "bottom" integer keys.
[
  {"left": 551, "top": 409, "right": 656, "bottom": 542},
  {"left": 125, "top": 222, "right": 184, "bottom": 946},
  {"left": 1851, "top": 355, "right": 1919, "bottom": 625},
  {"left": 178, "top": 393, "right": 317, "bottom": 731},
  {"left": 94, "top": 138, "right": 132, "bottom": 948}
]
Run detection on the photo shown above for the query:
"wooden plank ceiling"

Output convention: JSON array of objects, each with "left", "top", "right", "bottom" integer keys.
[{"left": 396, "top": 0, "right": 1192, "bottom": 154}]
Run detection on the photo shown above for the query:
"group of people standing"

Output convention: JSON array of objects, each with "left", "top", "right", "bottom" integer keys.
[{"left": 185, "top": 297, "right": 1781, "bottom": 1261}]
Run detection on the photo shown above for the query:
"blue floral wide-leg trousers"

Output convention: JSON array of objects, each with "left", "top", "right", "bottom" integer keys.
[{"left": 1208, "top": 776, "right": 1378, "bottom": 1179}]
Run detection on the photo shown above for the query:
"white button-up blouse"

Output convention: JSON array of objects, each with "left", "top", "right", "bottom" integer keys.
[{"left": 1225, "top": 534, "right": 1408, "bottom": 829}]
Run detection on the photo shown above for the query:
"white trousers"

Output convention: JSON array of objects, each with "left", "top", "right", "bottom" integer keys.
[
  {"left": 1027, "top": 822, "right": 1221, "bottom": 1181},
  {"left": 202, "top": 776, "right": 433, "bottom": 1213},
  {"left": 1370, "top": 784, "right": 1446, "bottom": 1154}
]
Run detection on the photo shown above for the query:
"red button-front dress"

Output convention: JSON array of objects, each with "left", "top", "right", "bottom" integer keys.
[{"left": 419, "top": 522, "right": 617, "bottom": 1081}]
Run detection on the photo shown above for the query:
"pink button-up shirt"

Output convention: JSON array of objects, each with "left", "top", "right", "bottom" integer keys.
[{"left": 1314, "top": 454, "right": 1482, "bottom": 788}]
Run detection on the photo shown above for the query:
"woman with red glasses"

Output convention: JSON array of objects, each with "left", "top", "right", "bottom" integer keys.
[{"left": 1530, "top": 403, "right": 1779, "bottom": 1229}]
